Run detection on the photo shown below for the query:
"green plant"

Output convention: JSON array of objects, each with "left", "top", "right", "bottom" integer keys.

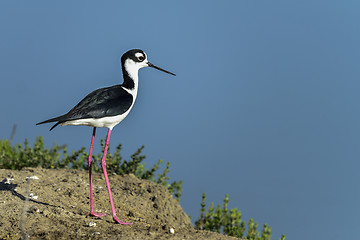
[
  {"left": 195, "top": 193, "right": 285, "bottom": 240},
  {"left": 0, "top": 136, "right": 182, "bottom": 200},
  {"left": 0, "top": 137, "right": 65, "bottom": 169}
]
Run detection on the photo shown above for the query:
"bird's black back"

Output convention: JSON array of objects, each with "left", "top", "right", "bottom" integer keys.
[{"left": 36, "top": 85, "right": 133, "bottom": 130}]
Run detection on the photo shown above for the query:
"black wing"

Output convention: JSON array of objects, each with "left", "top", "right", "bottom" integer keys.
[{"left": 36, "top": 85, "right": 133, "bottom": 130}]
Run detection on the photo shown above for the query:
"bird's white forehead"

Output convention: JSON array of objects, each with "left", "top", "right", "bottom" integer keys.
[{"left": 135, "top": 52, "right": 146, "bottom": 59}]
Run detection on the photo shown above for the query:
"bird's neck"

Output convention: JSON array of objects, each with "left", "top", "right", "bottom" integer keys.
[
  {"left": 122, "top": 70, "right": 137, "bottom": 90},
  {"left": 121, "top": 59, "right": 139, "bottom": 93}
]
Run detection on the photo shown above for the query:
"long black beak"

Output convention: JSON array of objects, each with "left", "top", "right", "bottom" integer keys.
[{"left": 148, "top": 62, "right": 176, "bottom": 76}]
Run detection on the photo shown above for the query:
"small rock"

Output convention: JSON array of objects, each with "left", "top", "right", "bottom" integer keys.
[
  {"left": 26, "top": 176, "right": 39, "bottom": 180},
  {"left": 170, "top": 228, "right": 175, "bottom": 234},
  {"left": 88, "top": 221, "right": 96, "bottom": 227},
  {"left": 3, "top": 178, "right": 14, "bottom": 184},
  {"left": 29, "top": 193, "right": 38, "bottom": 200}
]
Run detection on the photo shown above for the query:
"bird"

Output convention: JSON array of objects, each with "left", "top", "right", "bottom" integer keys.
[{"left": 36, "top": 49, "right": 175, "bottom": 224}]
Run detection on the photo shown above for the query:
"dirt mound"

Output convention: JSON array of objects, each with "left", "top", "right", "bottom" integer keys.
[{"left": 0, "top": 168, "right": 237, "bottom": 239}]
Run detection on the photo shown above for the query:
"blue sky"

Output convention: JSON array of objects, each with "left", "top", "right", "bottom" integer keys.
[{"left": 1, "top": 1, "right": 359, "bottom": 239}]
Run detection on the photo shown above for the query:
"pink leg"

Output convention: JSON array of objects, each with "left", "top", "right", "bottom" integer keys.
[
  {"left": 101, "top": 128, "right": 132, "bottom": 225},
  {"left": 88, "top": 127, "right": 106, "bottom": 217}
]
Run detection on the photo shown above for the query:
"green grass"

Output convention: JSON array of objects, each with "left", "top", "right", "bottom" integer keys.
[{"left": 195, "top": 193, "right": 285, "bottom": 240}]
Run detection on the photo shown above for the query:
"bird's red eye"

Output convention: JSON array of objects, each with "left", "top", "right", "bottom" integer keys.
[{"left": 138, "top": 56, "right": 145, "bottom": 61}]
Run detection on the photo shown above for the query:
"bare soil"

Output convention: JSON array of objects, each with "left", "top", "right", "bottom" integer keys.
[{"left": 0, "top": 168, "right": 238, "bottom": 239}]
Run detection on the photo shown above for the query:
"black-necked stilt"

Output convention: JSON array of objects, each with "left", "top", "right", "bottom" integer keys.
[{"left": 36, "top": 49, "right": 175, "bottom": 224}]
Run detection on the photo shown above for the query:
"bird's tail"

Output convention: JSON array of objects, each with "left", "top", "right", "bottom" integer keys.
[{"left": 36, "top": 115, "right": 66, "bottom": 131}]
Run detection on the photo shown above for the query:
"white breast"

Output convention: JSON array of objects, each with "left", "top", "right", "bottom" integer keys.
[{"left": 61, "top": 86, "right": 138, "bottom": 130}]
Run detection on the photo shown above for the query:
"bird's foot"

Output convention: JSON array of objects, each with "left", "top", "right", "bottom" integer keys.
[
  {"left": 90, "top": 211, "right": 106, "bottom": 218},
  {"left": 113, "top": 215, "right": 132, "bottom": 225}
]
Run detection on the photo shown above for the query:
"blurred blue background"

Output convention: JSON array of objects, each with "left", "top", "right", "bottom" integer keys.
[{"left": 1, "top": 1, "right": 359, "bottom": 239}]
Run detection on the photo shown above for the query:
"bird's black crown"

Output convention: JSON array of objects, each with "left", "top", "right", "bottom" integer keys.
[{"left": 121, "top": 49, "right": 146, "bottom": 64}]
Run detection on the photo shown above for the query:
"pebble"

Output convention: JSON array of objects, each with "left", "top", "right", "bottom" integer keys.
[
  {"left": 88, "top": 221, "right": 96, "bottom": 227},
  {"left": 29, "top": 193, "right": 38, "bottom": 200},
  {"left": 3, "top": 178, "right": 14, "bottom": 184},
  {"left": 169, "top": 228, "right": 175, "bottom": 234},
  {"left": 26, "top": 176, "right": 39, "bottom": 180}
]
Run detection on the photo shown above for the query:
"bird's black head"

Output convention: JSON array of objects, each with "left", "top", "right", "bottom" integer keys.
[
  {"left": 121, "top": 49, "right": 147, "bottom": 64},
  {"left": 121, "top": 49, "right": 176, "bottom": 76}
]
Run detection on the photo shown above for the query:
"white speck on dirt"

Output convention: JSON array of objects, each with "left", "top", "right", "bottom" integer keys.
[
  {"left": 88, "top": 221, "right": 96, "bottom": 227},
  {"left": 26, "top": 176, "right": 39, "bottom": 180}
]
